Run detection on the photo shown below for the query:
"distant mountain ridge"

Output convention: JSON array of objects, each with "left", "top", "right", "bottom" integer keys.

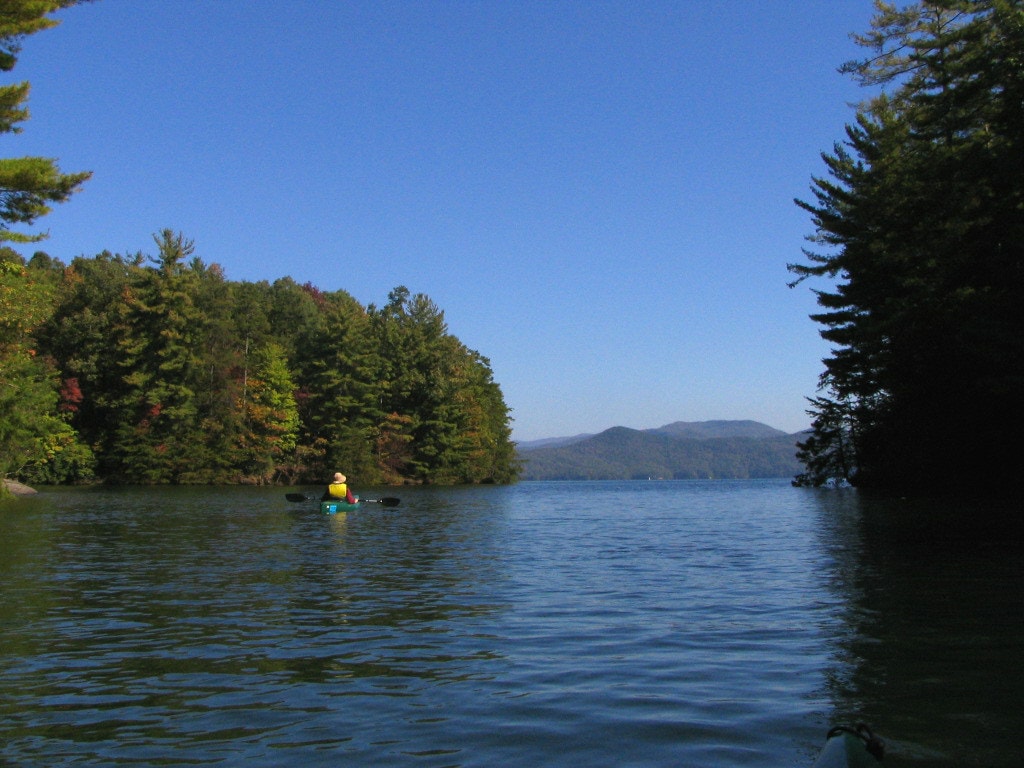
[
  {"left": 516, "top": 433, "right": 595, "bottom": 451},
  {"left": 517, "top": 420, "right": 804, "bottom": 480},
  {"left": 652, "top": 419, "right": 788, "bottom": 439}
]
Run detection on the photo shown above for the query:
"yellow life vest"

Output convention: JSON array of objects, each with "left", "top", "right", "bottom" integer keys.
[{"left": 328, "top": 482, "right": 349, "bottom": 499}]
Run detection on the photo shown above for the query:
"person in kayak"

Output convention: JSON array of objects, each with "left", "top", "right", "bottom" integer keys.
[{"left": 322, "top": 472, "right": 357, "bottom": 503}]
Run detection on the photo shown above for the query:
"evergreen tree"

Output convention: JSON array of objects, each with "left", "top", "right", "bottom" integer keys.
[
  {"left": 790, "top": 1, "right": 1024, "bottom": 494},
  {"left": 188, "top": 258, "right": 245, "bottom": 481},
  {"left": 106, "top": 231, "right": 203, "bottom": 482},
  {"left": 0, "top": 1, "right": 92, "bottom": 491},
  {"left": 0, "top": 1, "right": 90, "bottom": 245},
  {"left": 292, "top": 284, "right": 381, "bottom": 482},
  {"left": 370, "top": 287, "right": 449, "bottom": 482},
  {"left": 230, "top": 280, "right": 274, "bottom": 353},
  {"left": 370, "top": 287, "right": 519, "bottom": 484},
  {"left": 265, "top": 277, "right": 322, "bottom": 358}
]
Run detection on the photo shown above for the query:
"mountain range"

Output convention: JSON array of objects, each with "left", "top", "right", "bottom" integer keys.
[{"left": 516, "top": 420, "right": 805, "bottom": 480}]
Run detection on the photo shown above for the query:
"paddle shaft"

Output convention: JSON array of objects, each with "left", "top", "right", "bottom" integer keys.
[{"left": 285, "top": 493, "right": 399, "bottom": 507}]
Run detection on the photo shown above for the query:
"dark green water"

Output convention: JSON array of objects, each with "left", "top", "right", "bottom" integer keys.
[{"left": 0, "top": 481, "right": 1019, "bottom": 766}]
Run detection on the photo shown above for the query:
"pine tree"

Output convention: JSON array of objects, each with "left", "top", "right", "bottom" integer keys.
[
  {"left": 790, "top": 1, "right": 1024, "bottom": 494},
  {"left": 291, "top": 284, "right": 381, "bottom": 482},
  {"left": 107, "top": 232, "right": 203, "bottom": 482},
  {"left": 188, "top": 258, "right": 245, "bottom": 481},
  {"left": 369, "top": 287, "right": 519, "bottom": 484},
  {"left": 0, "top": 1, "right": 91, "bottom": 491},
  {"left": 0, "top": 1, "right": 90, "bottom": 245}
]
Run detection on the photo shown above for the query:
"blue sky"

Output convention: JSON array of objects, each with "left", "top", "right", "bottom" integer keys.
[{"left": 11, "top": 1, "right": 872, "bottom": 442}]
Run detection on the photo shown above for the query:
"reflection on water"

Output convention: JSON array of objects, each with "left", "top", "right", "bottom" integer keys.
[
  {"left": 0, "top": 482, "right": 1019, "bottom": 767},
  {"left": 808, "top": 489, "right": 1023, "bottom": 767}
]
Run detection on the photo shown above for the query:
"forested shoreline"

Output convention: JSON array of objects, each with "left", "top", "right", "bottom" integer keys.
[
  {"left": 5, "top": 2, "right": 1022, "bottom": 501},
  {"left": 0, "top": 4, "right": 516, "bottom": 491},
  {"left": 789, "top": 1, "right": 1023, "bottom": 498},
  {"left": 1, "top": 233, "right": 519, "bottom": 487}
]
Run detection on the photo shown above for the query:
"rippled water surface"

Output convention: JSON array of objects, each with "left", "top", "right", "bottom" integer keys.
[{"left": 1, "top": 481, "right": 1019, "bottom": 766}]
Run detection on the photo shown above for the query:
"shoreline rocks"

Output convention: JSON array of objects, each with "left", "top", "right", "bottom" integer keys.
[{"left": 3, "top": 479, "right": 37, "bottom": 496}]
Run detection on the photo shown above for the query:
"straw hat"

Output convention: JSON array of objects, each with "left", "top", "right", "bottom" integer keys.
[{"left": 333, "top": 472, "right": 346, "bottom": 483}]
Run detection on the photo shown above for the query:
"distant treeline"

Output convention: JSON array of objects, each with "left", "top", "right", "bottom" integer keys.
[
  {"left": 1, "top": 231, "right": 519, "bottom": 486},
  {"left": 518, "top": 425, "right": 802, "bottom": 480}
]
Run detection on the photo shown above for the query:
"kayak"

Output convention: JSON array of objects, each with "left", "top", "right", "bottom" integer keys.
[
  {"left": 320, "top": 499, "right": 360, "bottom": 514},
  {"left": 811, "top": 725, "right": 884, "bottom": 767},
  {"left": 285, "top": 493, "right": 401, "bottom": 509}
]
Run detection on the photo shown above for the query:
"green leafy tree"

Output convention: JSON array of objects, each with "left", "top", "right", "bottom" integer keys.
[
  {"left": 0, "top": 249, "right": 50, "bottom": 342},
  {"left": 0, "top": 257, "right": 55, "bottom": 479},
  {"left": 238, "top": 342, "right": 299, "bottom": 482},
  {"left": 0, "top": 342, "right": 68, "bottom": 477},
  {"left": 453, "top": 348, "right": 519, "bottom": 484},
  {"left": 34, "top": 251, "right": 142, "bottom": 463},
  {"left": 0, "top": 252, "right": 93, "bottom": 485},
  {"left": 790, "top": 1, "right": 1024, "bottom": 494},
  {"left": 1, "top": 0, "right": 91, "bottom": 245}
]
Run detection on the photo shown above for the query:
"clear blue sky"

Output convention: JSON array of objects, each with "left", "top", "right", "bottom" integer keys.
[{"left": 12, "top": 1, "right": 872, "bottom": 442}]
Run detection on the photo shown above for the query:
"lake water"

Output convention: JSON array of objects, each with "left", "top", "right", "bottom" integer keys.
[{"left": 1, "top": 480, "right": 1019, "bottom": 767}]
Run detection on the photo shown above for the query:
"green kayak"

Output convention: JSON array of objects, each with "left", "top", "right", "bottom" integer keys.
[
  {"left": 811, "top": 725, "right": 884, "bottom": 767},
  {"left": 320, "top": 499, "right": 360, "bottom": 514},
  {"left": 285, "top": 492, "right": 400, "bottom": 510}
]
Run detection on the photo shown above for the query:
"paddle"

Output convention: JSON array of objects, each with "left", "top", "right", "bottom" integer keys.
[{"left": 284, "top": 492, "right": 400, "bottom": 507}]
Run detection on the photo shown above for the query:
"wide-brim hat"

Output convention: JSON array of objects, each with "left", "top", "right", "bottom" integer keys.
[{"left": 333, "top": 472, "right": 346, "bottom": 483}]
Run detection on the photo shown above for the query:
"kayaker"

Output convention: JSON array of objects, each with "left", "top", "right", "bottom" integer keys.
[{"left": 322, "top": 472, "right": 357, "bottom": 503}]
